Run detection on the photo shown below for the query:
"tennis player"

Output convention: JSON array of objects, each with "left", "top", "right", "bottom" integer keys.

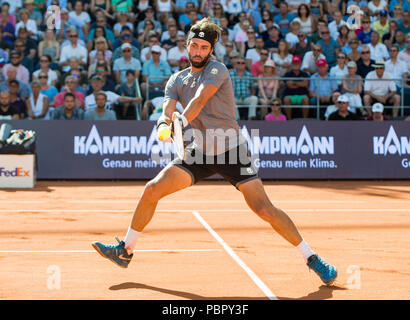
[{"left": 92, "top": 18, "right": 337, "bottom": 286}]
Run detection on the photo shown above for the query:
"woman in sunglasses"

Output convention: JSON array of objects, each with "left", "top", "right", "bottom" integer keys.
[
  {"left": 38, "top": 71, "right": 58, "bottom": 108},
  {"left": 265, "top": 98, "right": 287, "bottom": 121}
]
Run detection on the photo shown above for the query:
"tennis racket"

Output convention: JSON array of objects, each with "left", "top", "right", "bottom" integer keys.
[{"left": 171, "top": 112, "right": 186, "bottom": 160}]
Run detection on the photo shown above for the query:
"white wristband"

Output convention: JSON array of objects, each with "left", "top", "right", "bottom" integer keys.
[{"left": 179, "top": 114, "right": 189, "bottom": 128}]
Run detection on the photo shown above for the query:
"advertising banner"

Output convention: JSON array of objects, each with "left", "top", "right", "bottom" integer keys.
[
  {"left": 0, "top": 154, "right": 35, "bottom": 188},
  {"left": 0, "top": 120, "right": 409, "bottom": 180}
]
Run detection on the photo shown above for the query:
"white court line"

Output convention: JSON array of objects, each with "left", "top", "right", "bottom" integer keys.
[
  {"left": 1, "top": 208, "right": 409, "bottom": 213},
  {"left": 192, "top": 210, "right": 277, "bottom": 300},
  {"left": 0, "top": 249, "right": 222, "bottom": 253}
]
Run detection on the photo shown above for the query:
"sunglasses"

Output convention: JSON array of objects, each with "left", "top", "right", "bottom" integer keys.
[
  {"left": 236, "top": 62, "right": 245, "bottom": 64},
  {"left": 69, "top": 35, "right": 78, "bottom": 38},
  {"left": 260, "top": 53, "right": 268, "bottom": 56},
  {"left": 39, "top": 76, "right": 48, "bottom": 79},
  {"left": 40, "top": 59, "right": 49, "bottom": 62},
  {"left": 361, "top": 51, "right": 370, "bottom": 54},
  {"left": 321, "top": 32, "right": 329, "bottom": 34},
  {"left": 272, "top": 103, "right": 281, "bottom": 106},
  {"left": 122, "top": 49, "right": 131, "bottom": 52},
  {"left": 337, "top": 56, "right": 345, "bottom": 59},
  {"left": 152, "top": 52, "right": 160, "bottom": 55}
]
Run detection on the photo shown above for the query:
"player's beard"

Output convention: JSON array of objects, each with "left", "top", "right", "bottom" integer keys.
[{"left": 189, "top": 51, "right": 212, "bottom": 68}]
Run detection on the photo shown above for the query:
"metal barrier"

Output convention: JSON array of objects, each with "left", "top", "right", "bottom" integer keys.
[{"left": 146, "top": 75, "right": 410, "bottom": 119}]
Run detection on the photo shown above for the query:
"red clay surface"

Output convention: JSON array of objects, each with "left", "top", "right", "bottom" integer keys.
[{"left": 0, "top": 180, "right": 409, "bottom": 300}]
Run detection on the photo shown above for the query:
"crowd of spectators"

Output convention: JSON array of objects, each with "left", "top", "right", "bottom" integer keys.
[{"left": 0, "top": 0, "right": 409, "bottom": 122}]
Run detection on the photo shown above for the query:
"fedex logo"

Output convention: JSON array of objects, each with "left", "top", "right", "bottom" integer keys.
[{"left": 0, "top": 167, "right": 30, "bottom": 177}]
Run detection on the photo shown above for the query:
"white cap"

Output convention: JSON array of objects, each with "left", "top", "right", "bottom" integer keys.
[
  {"left": 151, "top": 45, "right": 162, "bottom": 53},
  {"left": 121, "top": 43, "right": 132, "bottom": 50},
  {"left": 337, "top": 95, "right": 349, "bottom": 103},
  {"left": 372, "top": 103, "right": 384, "bottom": 113}
]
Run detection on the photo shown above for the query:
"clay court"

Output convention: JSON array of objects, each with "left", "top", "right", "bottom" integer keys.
[{"left": 0, "top": 180, "right": 409, "bottom": 300}]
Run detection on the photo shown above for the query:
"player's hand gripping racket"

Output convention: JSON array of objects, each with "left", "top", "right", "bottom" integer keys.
[{"left": 171, "top": 112, "right": 186, "bottom": 160}]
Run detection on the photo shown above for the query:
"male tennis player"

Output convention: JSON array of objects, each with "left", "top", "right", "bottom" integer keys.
[{"left": 92, "top": 18, "right": 337, "bottom": 286}]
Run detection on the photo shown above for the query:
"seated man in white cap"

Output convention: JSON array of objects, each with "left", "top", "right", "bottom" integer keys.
[
  {"left": 327, "top": 94, "right": 362, "bottom": 120},
  {"left": 363, "top": 60, "right": 401, "bottom": 117},
  {"left": 366, "top": 102, "right": 390, "bottom": 121}
]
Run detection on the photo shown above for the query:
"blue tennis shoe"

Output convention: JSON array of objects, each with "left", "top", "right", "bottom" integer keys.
[
  {"left": 307, "top": 254, "right": 337, "bottom": 286},
  {"left": 92, "top": 237, "right": 133, "bottom": 268}
]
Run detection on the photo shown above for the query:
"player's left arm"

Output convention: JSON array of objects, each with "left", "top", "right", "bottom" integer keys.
[{"left": 180, "top": 83, "right": 218, "bottom": 124}]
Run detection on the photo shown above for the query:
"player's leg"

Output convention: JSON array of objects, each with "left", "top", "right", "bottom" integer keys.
[
  {"left": 238, "top": 178, "right": 338, "bottom": 285},
  {"left": 128, "top": 163, "right": 192, "bottom": 233},
  {"left": 92, "top": 164, "right": 192, "bottom": 268},
  {"left": 238, "top": 178, "right": 303, "bottom": 246}
]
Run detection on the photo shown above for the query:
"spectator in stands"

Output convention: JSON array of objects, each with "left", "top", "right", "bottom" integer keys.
[
  {"left": 117, "top": 70, "right": 143, "bottom": 119},
  {"left": 15, "top": 8, "right": 38, "bottom": 40},
  {"left": 258, "top": 59, "right": 279, "bottom": 119},
  {"left": 372, "top": 10, "right": 390, "bottom": 41},
  {"left": 0, "top": 2, "right": 16, "bottom": 28},
  {"left": 0, "top": 68, "right": 30, "bottom": 100},
  {"left": 175, "top": 0, "right": 199, "bottom": 14},
  {"left": 113, "top": 43, "right": 142, "bottom": 85},
  {"left": 317, "top": 26, "right": 339, "bottom": 66},
  {"left": 356, "top": 47, "right": 376, "bottom": 79},
  {"left": 90, "top": 0, "right": 111, "bottom": 16},
  {"left": 38, "top": 71, "right": 58, "bottom": 107},
  {"left": 346, "top": 37, "right": 362, "bottom": 62},
  {"left": 210, "top": 3, "right": 227, "bottom": 26},
  {"left": 382, "top": 20, "right": 399, "bottom": 48},
  {"left": 84, "top": 91, "right": 117, "bottom": 120},
  {"left": 13, "top": 38, "right": 34, "bottom": 74},
  {"left": 113, "top": 12, "right": 133, "bottom": 37},
  {"left": 69, "top": 0, "right": 91, "bottom": 40},
  {"left": 229, "top": 56, "right": 258, "bottom": 120},
  {"left": 342, "top": 61, "right": 364, "bottom": 110},
  {"left": 1, "top": 0, "right": 22, "bottom": 15},
  {"left": 2, "top": 50, "right": 29, "bottom": 84},
  {"left": 394, "top": 30, "right": 407, "bottom": 51},
  {"left": 273, "top": 39, "right": 293, "bottom": 76},
  {"left": 283, "top": 55, "right": 310, "bottom": 119},
  {"left": 358, "top": 16, "right": 374, "bottom": 44},
  {"left": 363, "top": 60, "right": 401, "bottom": 117},
  {"left": 137, "top": 6, "right": 162, "bottom": 34},
  {"left": 213, "top": 28, "right": 230, "bottom": 61},
  {"left": 112, "top": 31, "right": 140, "bottom": 61},
  {"left": 224, "top": 47, "right": 239, "bottom": 71},
  {"left": 140, "top": 45, "right": 171, "bottom": 99},
  {"left": 16, "top": 26, "right": 37, "bottom": 60},
  {"left": 274, "top": 1, "right": 295, "bottom": 35},
  {"left": 391, "top": 4, "right": 404, "bottom": 22},
  {"left": 167, "top": 35, "right": 188, "bottom": 73},
  {"left": 33, "top": 55, "right": 58, "bottom": 87},
  {"left": 56, "top": 8, "right": 79, "bottom": 42},
  {"left": 178, "top": 56, "right": 190, "bottom": 71},
  {"left": 265, "top": 97, "right": 287, "bottom": 121},
  {"left": 398, "top": 36, "right": 410, "bottom": 64},
  {"left": 301, "top": 44, "right": 325, "bottom": 75},
  {"left": 367, "top": 102, "right": 390, "bottom": 120},
  {"left": 55, "top": 75, "right": 84, "bottom": 109},
  {"left": 285, "top": 20, "right": 301, "bottom": 49},
  {"left": 245, "top": 36, "right": 265, "bottom": 70},
  {"left": 368, "top": 0, "right": 388, "bottom": 17},
  {"left": 329, "top": 11, "right": 347, "bottom": 40},
  {"left": 88, "top": 61, "right": 116, "bottom": 93},
  {"left": 111, "top": 0, "right": 133, "bottom": 17},
  {"left": 27, "top": 80, "right": 50, "bottom": 120},
  {"left": 336, "top": 25, "right": 350, "bottom": 51},
  {"left": 138, "top": 20, "right": 157, "bottom": 48},
  {"left": 290, "top": 31, "right": 310, "bottom": 60},
  {"left": 24, "top": 0, "right": 42, "bottom": 26},
  {"left": 324, "top": 91, "right": 352, "bottom": 120},
  {"left": 292, "top": 4, "right": 316, "bottom": 37},
  {"left": 52, "top": 92, "right": 85, "bottom": 120},
  {"left": 327, "top": 94, "right": 361, "bottom": 120},
  {"left": 385, "top": 44, "right": 408, "bottom": 93},
  {"left": 160, "top": 24, "right": 179, "bottom": 51},
  {"left": 398, "top": 9, "right": 410, "bottom": 33},
  {"left": 88, "top": 37, "right": 112, "bottom": 66},
  {"left": 85, "top": 75, "right": 140, "bottom": 111},
  {"left": 0, "top": 91, "right": 19, "bottom": 119},
  {"left": 140, "top": 34, "right": 167, "bottom": 64},
  {"left": 309, "top": 59, "right": 339, "bottom": 119},
  {"left": 38, "top": 29, "right": 60, "bottom": 62},
  {"left": 367, "top": 31, "right": 389, "bottom": 61},
  {"left": 309, "top": 17, "right": 327, "bottom": 43},
  {"left": 59, "top": 28, "right": 87, "bottom": 73},
  {"left": 239, "top": 26, "right": 258, "bottom": 58},
  {"left": 264, "top": 25, "right": 282, "bottom": 53},
  {"left": 250, "top": 48, "right": 270, "bottom": 77},
  {"left": 0, "top": 7, "right": 15, "bottom": 47},
  {"left": 8, "top": 80, "right": 26, "bottom": 118},
  {"left": 330, "top": 52, "right": 348, "bottom": 89},
  {"left": 234, "top": 19, "right": 252, "bottom": 49},
  {"left": 87, "top": 14, "right": 114, "bottom": 47}
]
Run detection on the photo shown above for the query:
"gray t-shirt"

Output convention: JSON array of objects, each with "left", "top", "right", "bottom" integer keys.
[
  {"left": 84, "top": 108, "right": 117, "bottom": 120},
  {"left": 164, "top": 59, "right": 242, "bottom": 155}
]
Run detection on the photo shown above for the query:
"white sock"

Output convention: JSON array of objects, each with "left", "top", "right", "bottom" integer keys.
[
  {"left": 296, "top": 239, "right": 315, "bottom": 263},
  {"left": 123, "top": 227, "right": 140, "bottom": 255}
]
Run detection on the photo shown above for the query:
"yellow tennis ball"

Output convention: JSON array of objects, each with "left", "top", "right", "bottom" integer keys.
[{"left": 158, "top": 126, "right": 171, "bottom": 141}]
